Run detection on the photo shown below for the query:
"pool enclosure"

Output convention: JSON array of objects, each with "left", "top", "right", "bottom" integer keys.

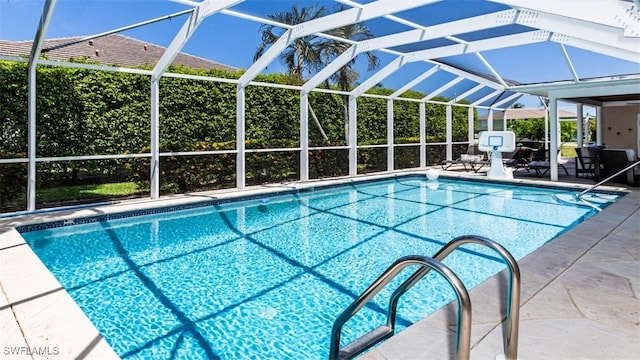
[{"left": 0, "top": 0, "right": 638, "bottom": 213}]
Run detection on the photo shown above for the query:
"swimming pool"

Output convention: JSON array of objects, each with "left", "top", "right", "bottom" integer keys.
[{"left": 19, "top": 176, "right": 621, "bottom": 359}]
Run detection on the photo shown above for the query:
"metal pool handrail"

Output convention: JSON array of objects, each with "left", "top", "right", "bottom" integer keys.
[
  {"left": 328, "top": 255, "right": 472, "bottom": 360},
  {"left": 387, "top": 235, "right": 521, "bottom": 360},
  {"left": 578, "top": 160, "right": 640, "bottom": 198}
]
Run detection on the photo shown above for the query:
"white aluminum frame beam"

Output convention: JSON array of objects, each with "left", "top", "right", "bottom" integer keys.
[
  {"left": 150, "top": 0, "right": 242, "bottom": 198},
  {"left": 474, "top": 52, "right": 508, "bottom": 88},
  {"left": 436, "top": 62, "right": 507, "bottom": 89},
  {"left": 492, "top": 92, "right": 523, "bottom": 109},
  {"left": 471, "top": 90, "right": 503, "bottom": 107},
  {"left": 527, "top": 11, "right": 640, "bottom": 53},
  {"left": 351, "top": 56, "right": 407, "bottom": 97},
  {"left": 409, "top": 30, "right": 551, "bottom": 60},
  {"left": 239, "top": 0, "right": 439, "bottom": 88},
  {"left": 27, "top": 0, "right": 58, "bottom": 212},
  {"left": 449, "top": 84, "right": 485, "bottom": 104},
  {"left": 353, "top": 31, "right": 548, "bottom": 97},
  {"left": 558, "top": 43, "right": 580, "bottom": 81},
  {"left": 494, "top": 0, "right": 640, "bottom": 37},
  {"left": 387, "top": 99, "right": 394, "bottom": 171},
  {"left": 421, "top": 76, "right": 464, "bottom": 101},
  {"left": 419, "top": 103, "right": 426, "bottom": 166},
  {"left": 152, "top": 0, "right": 242, "bottom": 78},
  {"left": 390, "top": 66, "right": 440, "bottom": 99},
  {"left": 445, "top": 105, "right": 453, "bottom": 160},
  {"left": 300, "top": 93, "right": 309, "bottom": 181},
  {"left": 550, "top": 34, "right": 640, "bottom": 63},
  {"left": 302, "top": 9, "right": 519, "bottom": 92}
]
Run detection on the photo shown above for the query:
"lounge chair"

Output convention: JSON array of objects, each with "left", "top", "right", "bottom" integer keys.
[
  {"left": 504, "top": 146, "right": 534, "bottom": 173},
  {"left": 527, "top": 150, "right": 570, "bottom": 177},
  {"left": 441, "top": 144, "right": 488, "bottom": 172}
]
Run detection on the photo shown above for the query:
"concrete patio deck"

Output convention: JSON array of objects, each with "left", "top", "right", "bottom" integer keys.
[
  {"left": 1, "top": 168, "right": 638, "bottom": 360},
  {"left": 361, "top": 182, "right": 639, "bottom": 360}
]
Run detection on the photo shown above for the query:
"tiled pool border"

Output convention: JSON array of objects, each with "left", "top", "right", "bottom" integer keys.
[{"left": 15, "top": 173, "right": 627, "bottom": 234}]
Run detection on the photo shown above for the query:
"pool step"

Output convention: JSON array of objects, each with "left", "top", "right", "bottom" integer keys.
[
  {"left": 338, "top": 326, "right": 393, "bottom": 360},
  {"left": 329, "top": 235, "right": 522, "bottom": 360}
]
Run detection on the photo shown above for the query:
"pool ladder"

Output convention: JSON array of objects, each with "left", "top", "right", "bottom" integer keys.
[{"left": 329, "top": 235, "right": 521, "bottom": 360}]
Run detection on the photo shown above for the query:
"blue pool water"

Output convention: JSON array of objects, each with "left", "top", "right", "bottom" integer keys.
[{"left": 21, "top": 176, "right": 621, "bottom": 359}]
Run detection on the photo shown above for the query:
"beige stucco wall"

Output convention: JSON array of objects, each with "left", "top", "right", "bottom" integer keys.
[{"left": 602, "top": 104, "right": 640, "bottom": 156}]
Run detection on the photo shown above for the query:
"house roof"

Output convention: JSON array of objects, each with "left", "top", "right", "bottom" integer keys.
[
  {"left": 0, "top": 34, "right": 237, "bottom": 71},
  {"left": 478, "top": 108, "right": 577, "bottom": 120}
]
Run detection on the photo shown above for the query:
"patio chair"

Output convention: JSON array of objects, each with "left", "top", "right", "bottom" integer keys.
[
  {"left": 575, "top": 147, "right": 599, "bottom": 178},
  {"left": 504, "top": 146, "right": 534, "bottom": 172},
  {"left": 441, "top": 144, "right": 488, "bottom": 172},
  {"left": 597, "top": 148, "right": 639, "bottom": 186},
  {"left": 527, "top": 150, "right": 570, "bottom": 177}
]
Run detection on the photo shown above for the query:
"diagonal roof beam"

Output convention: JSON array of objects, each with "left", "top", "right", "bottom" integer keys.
[
  {"left": 302, "top": 9, "right": 519, "bottom": 92},
  {"left": 29, "top": 0, "right": 58, "bottom": 68},
  {"left": 351, "top": 30, "right": 550, "bottom": 98},
  {"left": 494, "top": 0, "right": 640, "bottom": 37},
  {"left": 239, "top": 0, "right": 439, "bottom": 88},
  {"left": 351, "top": 56, "right": 408, "bottom": 97},
  {"left": 474, "top": 52, "right": 508, "bottom": 88},
  {"left": 435, "top": 62, "right": 505, "bottom": 89},
  {"left": 152, "top": 0, "right": 243, "bottom": 78},
  {"left": 471, "top": 90, "right": 503, "bottom": 107},
  {"left": 492, "top": 92, "right": 522, "bottom": 108},
  {"left": 422, "top": 76, "right": 464, "bottom": 101},
  {"left": 389, "top": 65, "right": 440, "bottom": 98},
  {"left": 558, "top": 43, "right": 579, "bottom": 81},
  {"left": 448, "top": 84, "right": 485, "bottom": 104},
  {"left": 409, "top": 30, "right": 551, "bottom": 60}
]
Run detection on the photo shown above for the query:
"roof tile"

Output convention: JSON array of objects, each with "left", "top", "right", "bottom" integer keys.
[{"left": 0, "top": 34, "right": 236, "bottom": 72}]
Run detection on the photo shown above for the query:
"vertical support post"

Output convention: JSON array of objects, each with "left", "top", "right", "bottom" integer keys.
[
  {"left": 300, "top": 92, "right": 309, "bottom": 181},
  {"left": 236, "top": 85, "right": 246, "bottom": 189},
  {"left": 596, "top": 106, "right": 603, "bottom": 145},
  {"left": 543, "top": 103, "right": 550, "bottom": 150},
  {"left": 487, "top": 108, "right": 494, "bottom": 132},
  {"left": 387, "top": 99, "right": 394, "bottom": 172},
  {"left": 446, "top": 104, "right": 453, "bottom": 162},
  {"left": 348, "top": 95, "right": 358, "bottom": 177},
  {"left": 576, "top": 103, "right": 584, "bottom": 148},
  {"left": 419, "top": 102, "right": 426, "bottom": 167},
  {"left": 27, "top": 67, "right": 37, "bottom": 211},
  {"left": 549, "top": 97, "right": 559, "bottom": 181},
  {"left": 150, "top": 77, "right": 160, "bottom": 199},
  {"left": 502, "top": 108, "right": 508, "bottom": 131},
  {"left": 26, "top": 0, "right": 59, "bottom": 212},
  {"left": 467, "top": 107, "right": 474, "bottom": 144}
]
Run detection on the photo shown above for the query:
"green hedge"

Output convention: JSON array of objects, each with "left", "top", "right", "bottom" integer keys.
[
  {"left": 128, "top": 139, "right": 350, "bottom": 194},
  {"left": 0, "top": 60, "right": 474, "bottom": 206}
]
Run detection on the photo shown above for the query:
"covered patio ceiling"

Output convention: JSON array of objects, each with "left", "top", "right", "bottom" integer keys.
[{"left": 13, "top": 0, "right": 640, "bottom": 109}]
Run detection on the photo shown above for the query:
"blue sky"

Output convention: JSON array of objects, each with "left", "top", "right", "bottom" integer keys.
[{"left": 1, "top": 0, "right": 638, "bottom": 110}]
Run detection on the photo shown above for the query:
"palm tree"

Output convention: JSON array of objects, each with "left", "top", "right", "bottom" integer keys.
[
  {"left": 254, "top": 5, "right": 328, "bottom": 82},
  {"left": 323, "top": 4, "right": 380, "bottom": 140},
  {"left": 254, "top": 3, "right": 379, "bottom": 142},
  {"left": 254, "top": 4, "right": 329, "bottom": 139}
]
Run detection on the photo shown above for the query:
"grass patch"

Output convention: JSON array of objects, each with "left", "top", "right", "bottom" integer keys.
[
  {"left": 37, "top": 182, "right": 141, "bottom": 203},
  {"left": 560, "top": 143, "right": 577, "bottom": 158}
]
